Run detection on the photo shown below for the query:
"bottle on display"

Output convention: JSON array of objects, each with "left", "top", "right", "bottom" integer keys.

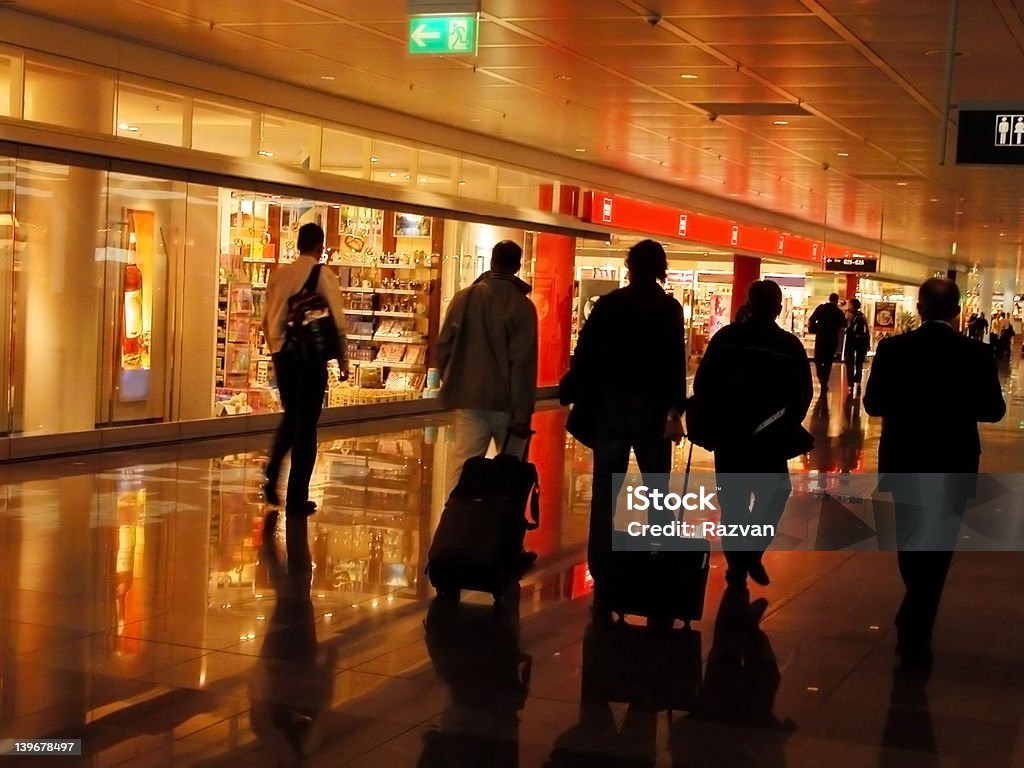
[{"left": 122, "top": 250, "right": 144, "bottom": 368}]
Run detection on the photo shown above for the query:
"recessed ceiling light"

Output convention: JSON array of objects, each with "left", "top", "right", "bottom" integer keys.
[
  {"left": 117, "top": 122, "right": 129, "bottom": 130},
  {"left": 555, "top": 74, "right": 572, "bottom": 81},
  {"left": 956, "top": 211, "right": 965, "bottom": 215},
  {"left": 418, "top": 176, "right": 427, "bottom": 182},
  {"left": 730, "top": 193, "right": 739, "bottom": 197},
  {"left": 458, "top": 180, "right": 467, "bottom": 185},
  {"left": 1000, "top": 232, "right": 1006, "bottom": 236},
  {"left": 929, "top": 197, "right": 940, "bottom": 202},
  {"left": 320, "top": 75, "right": 336, "bottom": 81},
  {"left": 837, "top": 152, "right": 850, "bottom": 157},
  {"left": 388, "top": 171, "right": 397, "bottom": 177},
  {"left": 896, "top": 181, "right": 908, "bottom": 186},
  {"left": 575, "top": 148, "right": 587, "bottom": 152},
  {"left": 258, "top": 150, "right": 274, "bottom": 157},
  {"left": 404, "top": 174, "right": 411, "bottom": 180},
  {"left": 680, "top": 73, "right": 699, "bottom": 79},
  {"left": 369, "top": 156, "right": 379, "bottom": 163},
  {"left": 773, "top": 120, "right": 789, "bottom": 126}
]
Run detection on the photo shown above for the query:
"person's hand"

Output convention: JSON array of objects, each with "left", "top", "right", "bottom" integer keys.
[
  {"left": 509, "top": 422, "right": 534, "bottom": 438},
  {"left": 337, "top": 365, "right": 349, "bottom": 382},
  {"left": 664, "top": 410, "right": 684, "bottom": 444}
]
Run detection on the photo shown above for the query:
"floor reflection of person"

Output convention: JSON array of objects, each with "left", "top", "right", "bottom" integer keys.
[
  {"left": 546, "top": 620, "right": 702, "bottom": 768},
  {"left": 670, "top": 585, "right": 794, "bottom": 768},
  {"left": 420, "top": 586, "right": 529, "bottom": 768},
  {"left": 249, "top": 512, "right": 336, "bottom": 761},
  {"left": 838, "top": 395, "right": 864, "bottom": 473},
  {"left": 878, "top": 676, "right": 939, "bottom": 768}
]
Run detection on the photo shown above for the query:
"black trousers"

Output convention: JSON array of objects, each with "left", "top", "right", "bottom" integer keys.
[
  {"left": 844, "top": 346, "right": 867, "bottom": 387},
  {"left": 588, "top": 403, "right": 672, "bottom": 587},
  {"left": 266, "top": 352, "right": 327, "bottom": 510},
  {"left": 714, "top": 451, "right": 790, "bottom": 575},
  {"left": 892, "top": 498, "right": 963, "bottom": 657},
  {"left": 813, "top": 339, "right": 837, "bottom": 388}
]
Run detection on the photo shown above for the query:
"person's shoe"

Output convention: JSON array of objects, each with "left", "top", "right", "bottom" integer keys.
[
  {"left": 747, "top": 561, "right": 771, "bottom": 586},
  {"left": 894, "top": 651, "right": 933, "bottom": 682},
  {"left": 261, "top": 481, "right": 281, "bottom": 507},
  {"left": 748, "top": 597, "right": 769, "bottom": 624},
  {"left": 286, "top": 500, "right": 317, "bottom": 517}
]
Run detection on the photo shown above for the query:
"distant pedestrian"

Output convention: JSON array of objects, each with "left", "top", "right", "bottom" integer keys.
[
  {"left": 843, "top": 298, "right": 870, "bottom": 395},
  {"left": 808, "top": 293, "right": 846, "bottom": 392}
]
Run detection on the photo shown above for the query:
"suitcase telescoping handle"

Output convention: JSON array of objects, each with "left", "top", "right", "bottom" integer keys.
[{"left": 500, "top": 428, "right": 535, "bottom": 462}]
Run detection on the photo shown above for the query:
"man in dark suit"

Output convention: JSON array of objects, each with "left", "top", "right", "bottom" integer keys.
[
  {"left": 807, "top": 292, "right": 846, "bottom": 392},
  {"left": 863, "top": 278, "right": 1005, "bottom": 678}
]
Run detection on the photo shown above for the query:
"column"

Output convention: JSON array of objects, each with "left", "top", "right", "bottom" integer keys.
[
  {"left": 980, "top": 269, "right": 994, "bottom": 325},
  {"left": 533, "top": 185, "right": 578, "bottom": 386},
  {"left": 731, "top": 254, "right": 761, "bottom": 319},
  {"left": 845, "top": 274, "right": 860, "bottom": 300}
]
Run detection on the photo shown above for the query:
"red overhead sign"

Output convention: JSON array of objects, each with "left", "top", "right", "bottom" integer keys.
[{"left": 582, "top": 191, "right": 875, "bottom": 267}]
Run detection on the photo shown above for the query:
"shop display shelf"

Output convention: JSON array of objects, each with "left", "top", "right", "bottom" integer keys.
[
  {"left": 375, "top": 311, "right": 417, "bottom": 318},
  {"left": 369, "top": 335, "right": 425, "bottom": 344},
  {"left": 243, "top": 257, "right": 277, "bottom": 263},
  {"left": 364, "top": 361, "right": 424, "bottom": 371},
  {"left": 343, "top": 308, "right": 375, "bottom": 315}
]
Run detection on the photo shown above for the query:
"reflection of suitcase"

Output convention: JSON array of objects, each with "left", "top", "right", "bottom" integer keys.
[
  {"left": 606, "top": 539, "right": 711, "bottom": 625},
  {"left": 426, "top": 436, "right": 539, "bottom": 603},
  {"left": 582, "top": 621, "right": 702, "bottom": 711}
]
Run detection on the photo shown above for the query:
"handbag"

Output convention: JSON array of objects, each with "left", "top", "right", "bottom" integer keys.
[{"left": 559, "top": 366, "right": 599, "bottom": 449}]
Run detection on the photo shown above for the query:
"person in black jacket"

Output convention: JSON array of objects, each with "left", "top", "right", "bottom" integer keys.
[
  {"left": 690, "top": 280, "right": 813, "bottom": 587},
  {"left": 843, "top": 298, "right": 870, "bottom": 395},
  {"left": 863, "top": 278, "right": 1005, "bottom": 679},
  {"left": 807, "top": 292, "right": 846, "bottom": 392},
  {"left": 561, "top": 239, "right": 686, "bottom": 601}
]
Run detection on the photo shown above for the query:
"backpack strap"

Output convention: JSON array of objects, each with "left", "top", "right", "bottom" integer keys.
[
  {"left": 301, "top": 263, "right": 323, "bottom": 295},
  {"left": 525, "top": 482, "right": 540, "bottom": 530}
]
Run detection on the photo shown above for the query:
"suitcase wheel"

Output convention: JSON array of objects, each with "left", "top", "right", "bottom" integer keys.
[{"left": 436, "top": 587, "right": 461, "bottom": 602}]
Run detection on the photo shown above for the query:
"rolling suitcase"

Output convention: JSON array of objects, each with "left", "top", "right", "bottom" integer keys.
[
  {"left": 426, "top": 434, "right": 540, "bottom": 604},
  {"left": 607, "top": 442, "right": 710, "bottom": 626}
]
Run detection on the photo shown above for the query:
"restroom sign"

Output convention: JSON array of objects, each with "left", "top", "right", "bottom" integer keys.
[
  {"left": 601, "top": 197, "right": 613, "bottom": 223},
  {"left": 995, "top": 115, "right": 1024, "bottom": 146},
  {"left": 678, "top": 214, "right": 688, "bottom": 237},
  {"left": 957, "top": 107, "right": 1024, "bottom": 164}
]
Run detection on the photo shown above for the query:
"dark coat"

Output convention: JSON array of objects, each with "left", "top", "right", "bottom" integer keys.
[
  {"left": 690, "top": 317, "right": 813, "bottom": 461},
  {"left": 863, "top": 322, "right": 1005, "bottom": 475},
  {"left": 560, "top": 282, "right": 686, "bottom": 437},
  {"left": 808, "top": 302, "right": 846, "bottom": 357}
]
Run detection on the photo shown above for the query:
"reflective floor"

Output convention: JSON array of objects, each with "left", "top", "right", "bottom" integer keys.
[{"left": 2, "top": 359, "right": 1024, "bottom": 766}]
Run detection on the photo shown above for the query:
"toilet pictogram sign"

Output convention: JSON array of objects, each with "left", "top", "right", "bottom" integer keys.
[{"left": 995, "top": 115, "right": 1024, "bottom": 146}]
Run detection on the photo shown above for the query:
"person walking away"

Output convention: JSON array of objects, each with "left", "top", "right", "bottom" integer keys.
[
  {"left": 559, "top": 239, "right": 686, "bottom": 607},
  {"left": 435, "top": 240, "right": 538, "bottom": 496},
  {"left": 807, "top": 292, "right": 846, "bottom": 392},
  {"left": 863, "top": 278, "right": 1005, "bottom": 679},
  {"left": 688, "top": 281, "right": 813, "bottom": 587},
  {"left": 844, "top": 298, "right": 870, "bottom": 395},
  {"left": 262, "top": 223, "right": 348, "bottom": 517},
  {"left": 999, "top": 318, "right": 1016, "bottom": 357},
  {"left": 975, "top": 311, "right": 989, "bottom": 343}
]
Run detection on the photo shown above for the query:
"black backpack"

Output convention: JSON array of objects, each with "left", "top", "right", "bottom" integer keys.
[
  {"left": 283, "top": 264, "right": 342, "bottom": 366},
  {"left": 849, "top": 313, "right": 870, "bottom": 344}
]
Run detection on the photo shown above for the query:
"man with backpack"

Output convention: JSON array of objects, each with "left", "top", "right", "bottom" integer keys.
[
  {"left": 262, "top": 222, "right": 347, "bottom": 516},
  {"left": 844, "top": 298, "right": 870, "bottom": 395}
]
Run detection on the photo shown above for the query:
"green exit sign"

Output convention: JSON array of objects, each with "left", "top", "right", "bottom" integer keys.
[{"left": 408, "top": 14, "right": 478, "bottom": 55}]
